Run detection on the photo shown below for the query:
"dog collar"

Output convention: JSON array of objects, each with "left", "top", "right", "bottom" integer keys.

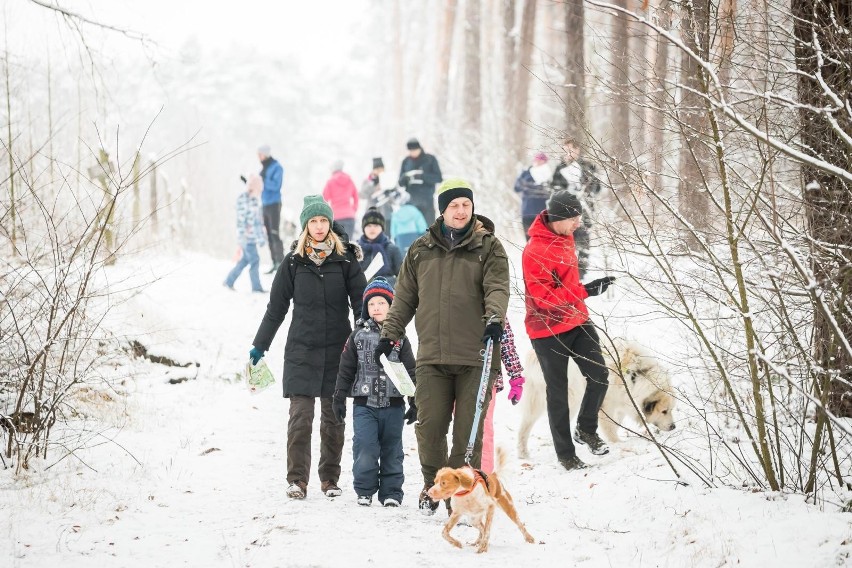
[{"left": 454, "top": 467, "right": 489, "bottom": 497}]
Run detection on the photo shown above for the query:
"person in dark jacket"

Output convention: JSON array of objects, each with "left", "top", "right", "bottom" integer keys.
[
  {"left": 550, "top": 138, "right": 601, "bottom": 280},
  {"left": 514, "top": 151, "right": 552, "bottom": 240},
  {"left": 332, "top": 278, "right": 416, "bottom": 507},
  {"left": 258, "top": 144, "right": 285, "bottom": 273},
  {"left": 357, "top": 207, "right": 403, "bottom": 285},
  {"left": 376, "top": 178, "right": 510, "bottom": 516},
  {"left": 250, "top": 195, "right": 367, "bottom": 500},
  {"left": 522, "top": 190, "right": 616, "bottom": 471},
  {"left": 398, "top": 137, "right": 443, "bottom": 224}
]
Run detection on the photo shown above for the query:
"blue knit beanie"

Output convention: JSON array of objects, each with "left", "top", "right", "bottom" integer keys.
[{"left": 361, "top": 277, "right": 394, "bottom": 320}]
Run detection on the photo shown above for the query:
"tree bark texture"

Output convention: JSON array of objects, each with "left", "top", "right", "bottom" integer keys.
[{"left": 793, "top": 0, "right": 852, "bottom": 417}]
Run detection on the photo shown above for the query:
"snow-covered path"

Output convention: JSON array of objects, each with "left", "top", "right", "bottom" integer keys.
[{"left": 2, "top": 251, "right": 850, "bottom": 567}]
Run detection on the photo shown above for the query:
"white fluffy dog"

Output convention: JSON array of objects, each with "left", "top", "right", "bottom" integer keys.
[{"left": 517, "top": 338, "right": 677, "bottom": 458}]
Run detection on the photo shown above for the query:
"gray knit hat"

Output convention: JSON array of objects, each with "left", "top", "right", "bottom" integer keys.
[{"left": 300, "top": 195, "right": 334, "bottom": 229}]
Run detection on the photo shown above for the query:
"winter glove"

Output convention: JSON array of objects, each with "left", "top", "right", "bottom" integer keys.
[
  {"left": 584, "top": 276, "right": 616, "bottom": 297},
  {"left": 481, "top": 322, "right": 503, "bottom": 344},
  {"left": 249, "top": 347, "right": 265, "bottom": 365},
  {"left": 374, "top": 338, "right": 395, "bottom": 361},
  {"left": 332, "top": 390, "right": 347, "bottom": 425},
  {"left": 507, "top": 376, "right": 525, "bottom": 405},
  {"left": 404, "top": 397, "right": 418, "bottom": 425}
]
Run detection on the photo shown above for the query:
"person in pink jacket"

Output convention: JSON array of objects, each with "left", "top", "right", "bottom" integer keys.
[
  {"left": 481, "top": 320, "right": 525, "bottom": 473},
  {"left": 322, "top": 160, "right": 359, "bottom": 238}
]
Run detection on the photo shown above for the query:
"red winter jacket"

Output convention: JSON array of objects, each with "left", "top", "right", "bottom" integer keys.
[
  {"left": 522, "top": 212, "right": 589, "bottom": 339},
  {"left": 322, "top": 171, "right": 359, "bottom": 220}
]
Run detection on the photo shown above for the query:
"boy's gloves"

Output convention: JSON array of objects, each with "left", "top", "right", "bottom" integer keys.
[
  {"left": 332, "top": 390, "right": 347, "bottom": 425},
  {"left": 374, "top": 338, "right": 395, "bottom": 360},
  {"left": 404, "top": 397, "right": 417, "bottom": 425},
  {"left": 584, "top": 276, "right": 616, "bottom": 297},
  {"left": 481, "top": 322, "right": 503, "bottom": 344},
  {"left": 508, "top": 376, "right": 525, "bottom": 405},
  {"left": 249, "top": 347, "right": 265, "bottom": 365}
]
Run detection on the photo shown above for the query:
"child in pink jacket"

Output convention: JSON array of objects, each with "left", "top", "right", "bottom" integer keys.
[
  {"left": 481, "top": 320, "right": 525, "bottom": 472},
  {"left": 322, "top": 160, "right": 359, "bottom": 238}
]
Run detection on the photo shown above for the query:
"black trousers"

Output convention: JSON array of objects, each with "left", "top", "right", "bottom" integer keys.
[
  {"left": 408, "top": 188, "right": 435, "bottom": 225},
  {"left": 531, "top": 323, "right": 608, "bottom": 461},
  {"left": 263, "top": 203, "right": 284, "bottom": 265}
]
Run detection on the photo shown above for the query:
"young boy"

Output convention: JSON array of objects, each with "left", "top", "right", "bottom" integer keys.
[{"left": 332, "top": 278, "right": 416, "bottom": 507}]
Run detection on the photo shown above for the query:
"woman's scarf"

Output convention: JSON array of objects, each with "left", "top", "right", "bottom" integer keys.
[{"left": 306, "top": 237, "right": 335, "bottom": 266}]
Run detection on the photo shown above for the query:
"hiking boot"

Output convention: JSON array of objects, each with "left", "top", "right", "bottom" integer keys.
[
  {"left": 419, "top": 484, "right": 439, "bottom": 516},
  {"left": 266, "top": 263, "right": 280, "bottom": 275},
  {"left": 287, "top": 481, "right": 307, "bottom": 499},
  {"left": 383, "top": 498, "right": 400, "bottom": 507},
  {"left": 357, "top": 495, "right": 372, "bottom": 506},
  {"left": 321, "top": 480, "right": 342, "bottom": 497},
  {"left": 573, "top": 428, "right": 610, "bottom": 455},
  {"left": 559, "top": 455, "right": 589, "bottom": 471}
]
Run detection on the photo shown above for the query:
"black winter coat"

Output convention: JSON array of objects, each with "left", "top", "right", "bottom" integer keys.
[{"left": 252, "top": 223, "right": 367, "bottom": 398}]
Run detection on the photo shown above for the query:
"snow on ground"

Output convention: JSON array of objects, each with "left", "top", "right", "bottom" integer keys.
[{"left": 2, "top": 249, "right": 851, "bottom": 567}]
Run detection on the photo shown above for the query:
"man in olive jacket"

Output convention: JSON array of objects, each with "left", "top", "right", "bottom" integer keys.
[{"left": 375, "top": 178, "right": 510, "bottom": 516}]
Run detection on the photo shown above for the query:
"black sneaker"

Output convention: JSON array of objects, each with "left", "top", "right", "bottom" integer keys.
[
  {"left": 419, "top": 484, "right": 439, "bottom": 516},
  {"left": 559, "top": 455, "right": 589, "bottom": 471},
  {"left": 573, "top": 428, "right": 610, "bottom": 455}
]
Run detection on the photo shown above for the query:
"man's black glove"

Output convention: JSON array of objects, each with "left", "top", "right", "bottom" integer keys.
[
  {"left": 374, "top": 338, "right": 395, "bottom": 361},
  {"left": 332, "top": 390, "right": 347, "bottom": 425},
  {"left": 404, "top": 397, "right": 417, "bottom": 425},
  {"left": 584, "top": 276, "right": 616, "bottom": 297},
  {"left": 481, "top": 322, "right": 503, "bottom": 344}
]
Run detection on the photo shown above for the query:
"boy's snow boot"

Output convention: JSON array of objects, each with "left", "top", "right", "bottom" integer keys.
[
  {"left": 287, "top": 481, "right": 307, "bottom": 499},
  {"left": 418, "top": 484, "right": 439, "bottom": 516},
  {"left": 357, "top": 495, "right": 372, "bottom": 506},
  {"left": 573, "top": 428, "right": 610, "bottom": 455},
  {"left": 383, "top": 498, "right": 400, "bottom": 507},
  {"left": 321, "top": 480, "right": 342, "bottom": 498}
]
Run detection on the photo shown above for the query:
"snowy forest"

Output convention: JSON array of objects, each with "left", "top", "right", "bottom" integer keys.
[{"left": 2, "top": 0, "right": 851, "bottom": 566}]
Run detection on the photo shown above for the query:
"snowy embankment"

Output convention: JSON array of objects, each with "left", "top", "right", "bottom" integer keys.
[{"left": 2, "top": 250, "right": 850, "bottom": 568}]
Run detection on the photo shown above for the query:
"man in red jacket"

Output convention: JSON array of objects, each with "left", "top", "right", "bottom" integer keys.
[{"left": 522, "top": 191, "right": 616, "bottom": 470}]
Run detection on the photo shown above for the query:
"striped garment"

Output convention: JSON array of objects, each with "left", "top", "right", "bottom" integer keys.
[{"left": 236, "top": 192, "right": 266, "bottom": 247}]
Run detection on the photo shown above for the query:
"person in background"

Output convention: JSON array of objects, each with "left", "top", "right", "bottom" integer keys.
[
  {"left": 358, "top": 207, "right": 403, "bottom": 285},
  {"left": 376, "top": 178, "right": 510, "bottom": 516},
  {"left": 360, "top": 157, "right": 394, "bottom": 223},
  {"left": 522, "top": 190, "right": 616, "bottom": 471},
  {"left": 514, "top": 151, "right": 551, "bottom": 240},
  {"left": 389, "top": 191, "right": 428, "bottom": 256},
  {"left": 398, "top": 137, "right": 442, "bottom": 224},
  {"left": 550, "top": 138, "right": 601, "bottom": 280},
  {"left": 323, "top": 160, "right": 359, "bottom": 238},
  {"left": 224, "top": 174, "right": 266, "bottom": 293},
  {"left": 332, "top": 277, "right": 416, "bottom": 507},
  {"left": 258, "top": 144, "right": 284, "bottom": 274},
  {"left": 250, "top": 195, "right": 367, "bottom": 500}
]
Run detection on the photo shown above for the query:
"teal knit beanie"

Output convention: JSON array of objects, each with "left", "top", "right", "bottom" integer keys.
[{"left": 300, "top": 195, "right": 334, "bottom": 229}]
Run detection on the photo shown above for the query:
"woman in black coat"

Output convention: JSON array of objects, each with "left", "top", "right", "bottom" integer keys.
[{"left": 251, "top": 195, "right": 366, "bottom": 500}]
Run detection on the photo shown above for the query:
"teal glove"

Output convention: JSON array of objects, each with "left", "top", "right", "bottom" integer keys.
[{"left": 249, "top": 347, "right": 265, "bottom": 365}]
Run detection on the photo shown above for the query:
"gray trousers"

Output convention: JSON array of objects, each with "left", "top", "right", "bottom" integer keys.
[{"left": 287, "top": 395, "right": 345, "bottom": 485}]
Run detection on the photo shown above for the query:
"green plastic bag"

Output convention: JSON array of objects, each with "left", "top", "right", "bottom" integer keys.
[{"left": 245, "top": 358, "right": 275, "bottom": 393}]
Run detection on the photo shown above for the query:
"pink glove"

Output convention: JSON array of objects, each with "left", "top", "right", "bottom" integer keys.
[{"left": 508, "top": 376, "right": 525, "bottom": 405}]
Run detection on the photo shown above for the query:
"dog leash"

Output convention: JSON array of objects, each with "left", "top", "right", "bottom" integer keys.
[{"left": 464, "top": 335, "right": 494, "bottom": 466}]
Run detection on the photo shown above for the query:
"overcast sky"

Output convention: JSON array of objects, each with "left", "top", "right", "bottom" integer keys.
[{"left": 6, "top": 0, "right": 370, "bottom": 67}]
